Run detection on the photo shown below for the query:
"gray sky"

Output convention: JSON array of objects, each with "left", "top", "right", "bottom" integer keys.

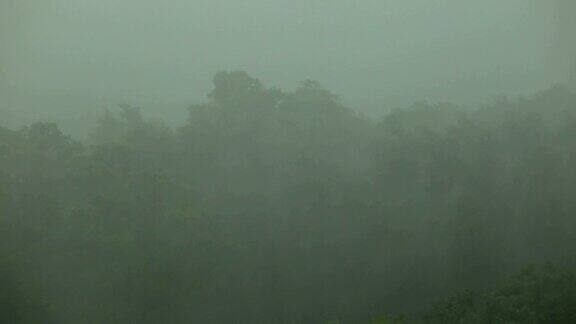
[{"left": 1, "top": 0, "right": 557, "bottom": 134}]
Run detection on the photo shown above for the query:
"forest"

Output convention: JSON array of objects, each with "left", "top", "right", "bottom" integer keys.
[{"left": 1, "top": 70, "right": 576, "bottom": 323}]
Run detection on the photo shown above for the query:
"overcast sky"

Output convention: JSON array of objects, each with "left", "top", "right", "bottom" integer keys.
[{"left": 0, "top": 0, "right": 557, "bottom": 134}]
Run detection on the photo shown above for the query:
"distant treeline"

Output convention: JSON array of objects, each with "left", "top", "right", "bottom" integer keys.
[{"left": 1, "top": 71, "right": 576, "bottom": 323}]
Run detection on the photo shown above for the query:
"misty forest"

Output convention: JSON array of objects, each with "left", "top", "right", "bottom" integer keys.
[{"left": 2, "top": 1, "right": 576, "bottom": 323}]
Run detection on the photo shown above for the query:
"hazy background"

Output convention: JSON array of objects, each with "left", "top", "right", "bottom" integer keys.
[
  {"left": 3, "top": 2, "right": 576, "bottom": 322},
  {"left": 0, "top": 0, "right": 557, "bottom": 136}
]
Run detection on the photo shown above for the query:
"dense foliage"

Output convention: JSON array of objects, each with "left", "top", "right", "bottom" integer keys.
[
  {"left": 425, "top": 265, "right": 576, "bottom": 323},
  {"left": 1, "top": 71, "right": 576, "bottom": 323}
]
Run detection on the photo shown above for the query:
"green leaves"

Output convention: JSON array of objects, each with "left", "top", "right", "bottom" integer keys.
[{"left": 425, "top": 265, "right": 576, "bottom": 324}]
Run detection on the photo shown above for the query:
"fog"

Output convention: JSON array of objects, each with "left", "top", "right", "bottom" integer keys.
[
  {"left": 1, "top": 0, "right": 558, "bottom": 135},
  {"left": 2, "top": 1, "right": 576, "bottom": 323}
]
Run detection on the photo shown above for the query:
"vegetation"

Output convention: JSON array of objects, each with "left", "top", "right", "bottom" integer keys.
[
  {"left": 1, "top": 71, "right": 576, "bottom": 322},
  {"left": 425, "top": 265, "right": 576, "bottom": 323}
]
